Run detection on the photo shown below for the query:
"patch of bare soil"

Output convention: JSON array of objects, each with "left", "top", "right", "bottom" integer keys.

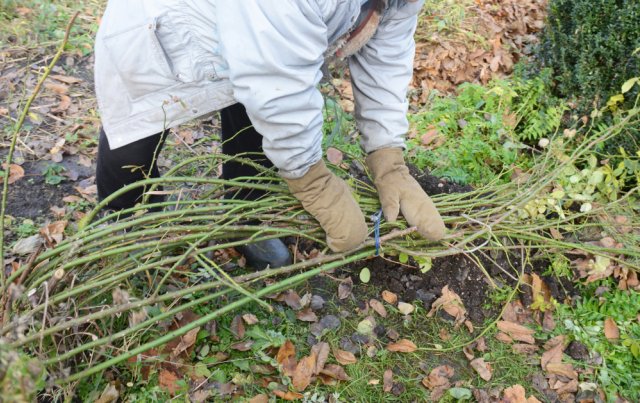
[
  {"left": 333, "top": 167, "right": 575, "bottom": 324},
  {"left": 4, "top": 155, "right": 94, "bottom": 221}
]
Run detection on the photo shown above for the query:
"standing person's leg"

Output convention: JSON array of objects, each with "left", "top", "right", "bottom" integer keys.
[
  {"left": 96, "top": 128, "right": 168, "bottom": 211},
  {"left": 219, "top": 102, "right": 291, "bottom": 269},
  {"left": 220, "top": 102, "right": 273, "bottom": 200}
]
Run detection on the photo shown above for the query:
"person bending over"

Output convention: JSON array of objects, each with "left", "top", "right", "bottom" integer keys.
[{"left": 94, "top": 0, "right": 445, "bottom": 269}]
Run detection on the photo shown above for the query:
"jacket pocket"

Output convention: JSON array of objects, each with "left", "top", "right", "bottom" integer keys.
[{"left": 102, "top": 15, "right": 183, "bottom": 101}]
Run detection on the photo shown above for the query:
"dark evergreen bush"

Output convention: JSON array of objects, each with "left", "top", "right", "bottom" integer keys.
[
  {"left": 539, "top": 0, "right": 640, "bottom": 110},
  {"left": 538, "top": 0, "right": 640, "bottom": 155}
]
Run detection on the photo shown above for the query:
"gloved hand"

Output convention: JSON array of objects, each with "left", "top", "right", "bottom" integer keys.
[
  {"left": 366, "top": 148, "right": 446, "bottom": 241},
  {"left": 285, "top": 160, "right": 368, "bottom": 252}
]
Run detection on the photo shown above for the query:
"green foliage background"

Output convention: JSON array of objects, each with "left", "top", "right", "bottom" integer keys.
[
  {"left": 539, "top": 0, "right": 640, "bottom": 111},
  {"left": 538, "top": 0, "right": 640, "bottom": 156}
]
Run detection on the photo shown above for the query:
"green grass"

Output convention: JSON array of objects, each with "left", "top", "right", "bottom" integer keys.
[{"left": 554, "top": 281, "right": 640, "bottom": 401}]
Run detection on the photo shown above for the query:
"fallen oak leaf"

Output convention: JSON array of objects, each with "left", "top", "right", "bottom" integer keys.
[
  {"left": 230, "top": 340, "right": 254, "bottom": 351},
  {"left": 248, "top": 394, "right": 269, "bottom": 403},
  {"left": 273, "top": 390, "right": 303, "bottom": 401},
  {"left": 545, "top": 362, "right": 578, "bottom": 379},
  {"left": 503, "top": 384, "right": 542, "bottom": 403},
  {"left": 470, "top": 358, "right": 492, "bottom": 381},
  {"left": 541, "top": 336, "right": 565, "bottom": 370},
  {"left": 421, "top": 365, "right": 454, "bottom": 389},
  {"left": 3, "top": 163, "right": 24, "bottom": 184},
  {"left": 292, "top": 352, "right": 316, "bottom": 392},
  {"left": 427, "top": 286, "right": 466, "bottom": 325},
  {"left": 383, "top": 369, "right": 394, "bottom": 393},
  {"left": 242, "top": 313, "right": 259, "bottom": 325},
  {"left": 296, "top": 307, "right": 318, "bottom": 322},
  {"left": 326, "top": 147, "right": 344, "bottom": 165},
  {"left": 338, "top": 277, "right": 353, "bottom": 300},
  {"left": 333, "top": 348, "right": 357, "bottom": 365},
  {"left": 311, "top": 342, "right": 330, "bottom": 375},
  {"left": 319, "top": 364, "right": 350, "bottom": 382},
  {"left": 397, "top": 301, "right": 415, "bottom": 315},
  {"left": 282, "top": 289, "right": 303, "bottom": 310},
  {"left": 369, "top": 299, "right": 388, "bottom": 317},
  {"left": 496, "top": 321, "right": 535, "bottom": 344},
  {"left": 604, "top": 317, "right": 619, "bottom": 340},
  {"left": 277, "top": 341, "right": 295, "bottom": 362},
  {"left": 382, "top": 290, "right": 398, "bottom": 305},
  {"left": 386, "top": 339, "right": 417, "bottom": 353},
  {"left": 230, "top": 315, "right": 245, "bottom": 339},
  {"left": 158, "top": 370, "right": 181, "bottom": 395}
]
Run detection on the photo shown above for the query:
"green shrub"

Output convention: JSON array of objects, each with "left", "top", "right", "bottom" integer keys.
[
  {"left": 407, "top": 75, "right": 565, "bottom": 186},
  {"left": 538, "top": 0, "right": 640, "bottom": 157},
  {"left": 539, "top": 0, "right": 640, "bottom": 111}
]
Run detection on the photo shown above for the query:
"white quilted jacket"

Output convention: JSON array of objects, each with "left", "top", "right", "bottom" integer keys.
[{"left": 94, "top": 0, "right": 424, "bottom": 178}]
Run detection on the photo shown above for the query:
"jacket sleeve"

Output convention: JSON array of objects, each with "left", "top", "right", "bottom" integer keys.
[
  {"left": 217, "top": 0, "right": 327, "bottom": 179},
  {"left": 348, "top": 0, "right": 424, "bottom": 153}
]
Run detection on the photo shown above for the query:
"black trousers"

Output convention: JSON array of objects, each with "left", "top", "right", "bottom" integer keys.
[{"left": 96, "top": 103, "right": 273, "bottom": 210}]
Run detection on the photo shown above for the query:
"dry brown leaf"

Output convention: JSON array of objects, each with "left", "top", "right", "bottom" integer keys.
[
  {"left": 3, "top": 164, "right": 24, "bottom": 184},
  {"left": 604, "top": 317, "right": 620, "bottom": 340},
  {"left": 397, "top": 302, "right": 415, "bottom": 315},
  {"left": 503, "top": 384, "right": 541, "bottom": 403},
  {"left": 50, "top": 74, "right": 83, "bottom": 84},
  {"left": 427, "top": 286, "right": 467, "bottom": 324},
  {"left": 319, "top": 364, "right": 350, "bottom": 381},
  {"left": 52, "top": 95, "right": 72, "bottom": 113},
  {"left": 496, "top": 321, "right": 535, "bottom": 344},
  {"left": 249, "top": 394, "right": 269, "bottom": 403},
  {"left": 546, "top": 362, "right": 578, "bottom": 379},
  {"left": 386, "top": 339, "right": 417, "bottom": 353},
  {"left": 273, "top": 390, "right": 303, "bottom": 401},
  {"left": 45, "top": 82, "right": 69, "bottom": 95},
  {"left": 40, "top": 220, "right": 67, "bottom": 247},
  {"left": 292, "top": 353, "right": 316, "bottom": 391},
  {"left": 464, "top": 320, "right": 475, "bottom": 333},
  {"left": 369, "top": 299, "right": 388, "bottom": 318},
  {"left": 277, "top": 340, "right": 296, "bottom": 365},
  {"left": 311, "top": 342, "right": 330, "bottom": 375},
  {"left": 283, "top": 290, "right": 303, "bottom": 310},
  {"left": 338, "top": 277, "right": 353, "bottom": 300},
  {"left": 470, "top": 358, "right": 493, "bottom": 381},
  {"left": 50, "top": 206, "right": 66, "bottom": 218},
  {"left": 382, "top": 290, "right": 398, "bottom": 305},
  {"left": 421, "top": 365, "right": 454, "bottom": 389},
  {"left": 383, "top": 369, "right": 393, "bottom": 393},
  {"left": 512, "top": 344, "right": 538, "bottom": 355},
  {"left": 333, "top": 348, "right": 357, "bottom": 365},
  {"left": 541, "top": 336, "right": 565, "bottom": 369},
  {"left": 158, "top": 370, "right": 180, "bottom": 395},
  {"left": 296, "top": 307, "right": 318, "bottom": 322},
  {"left": 496, "top": 332, "right": 514, "bottom": 344},
  {"left": 420, "top": 129, "right": 440, "bottom": 146},
  {"left": 230, "top": 340, "right": 254, "bottom": 351},
  {"left": 230, "top": 315, "right": 245, "bottom": 340},
  {"left": 242, "top": 313, "right": 259, "bottom": 325},
  {"left": 462, "top": 345, "right": 475, "bottom": 360},
  {"left": 95, "top": 384, "right": 119, "bottom": 403},
  {"left": 326, "top": 147, "right": 344, "bottom": 165}
]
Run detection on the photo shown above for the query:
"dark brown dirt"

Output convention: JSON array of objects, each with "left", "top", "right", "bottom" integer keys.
[
  {"left": 5, "top": 156, "right": 93, "bottom": 220},
  {"left": 337, "top": 166, "right": 575, "bottom": 324}
]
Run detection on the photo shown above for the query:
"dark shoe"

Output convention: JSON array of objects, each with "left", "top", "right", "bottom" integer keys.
[{"left": 236, "top": 238, "right": 292, "bottom": 270}]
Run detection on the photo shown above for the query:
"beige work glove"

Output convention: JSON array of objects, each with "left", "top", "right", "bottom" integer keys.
[
  {"left": 366, "top": 148, "right": 446, "bottom": 241},
  {"left": 285, "top": 161, "right": 368, "bottom": 252}
]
